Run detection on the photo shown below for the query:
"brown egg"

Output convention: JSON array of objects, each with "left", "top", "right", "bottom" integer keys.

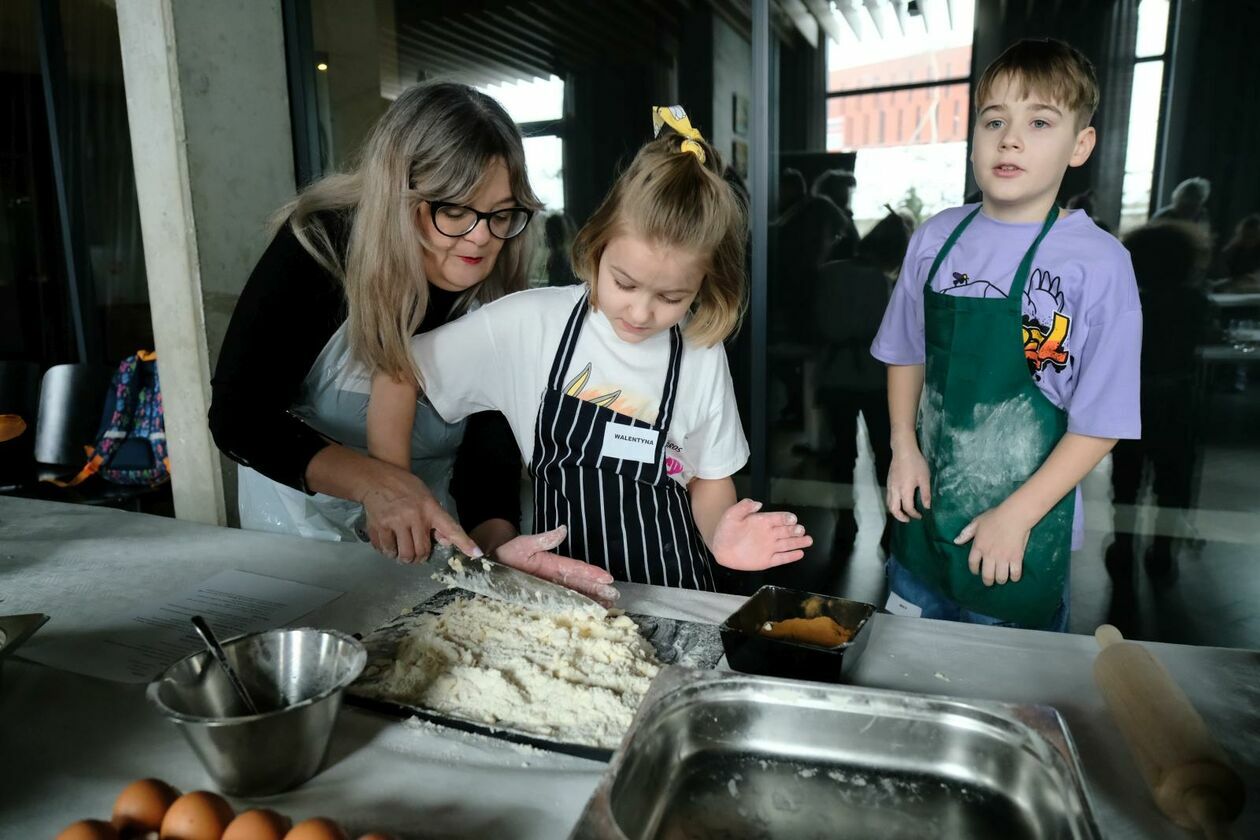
[
  {"left": 283, "top": 817, "right": 349, "bottom": 840},
  {"left": 112, "top": 778, "right": 181, "bottom": 835},
  {"left": 56, "top": 820, "right": 120, "bottom": 840},
  {"left": 223, "top": 809, "right": 292, "bottom": 840},
  {"left": 159, "top": 790, "right": 235, "bottom": 840}
]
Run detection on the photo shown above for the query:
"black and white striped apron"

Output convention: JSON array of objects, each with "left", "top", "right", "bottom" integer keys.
[{"left": 529, "top": 293, "right": 716, "bottom": 590}]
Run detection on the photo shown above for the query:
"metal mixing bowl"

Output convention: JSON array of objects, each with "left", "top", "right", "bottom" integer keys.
[{"left": 147, "top": 627, "right": 365, "bottom": 795}]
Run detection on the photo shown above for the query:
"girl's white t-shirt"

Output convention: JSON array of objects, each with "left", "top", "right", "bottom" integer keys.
[{"left": 410, "top": 285, "right": 749, "bottom": 486}]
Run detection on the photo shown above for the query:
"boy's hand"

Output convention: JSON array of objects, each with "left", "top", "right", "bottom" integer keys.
[
  {"left": 711, "top": 499, "right": 812, "bottom": 570},
  {"left": 886, "top": 443, "right": 931, "bottom": 522},
  {"left": 953, "top": 503, "right": 1035, "bottom": 586}
]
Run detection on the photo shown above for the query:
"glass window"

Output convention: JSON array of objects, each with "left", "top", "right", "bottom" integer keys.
[
  {"left": 478, "top": 75, "right": 564, "bottom": 124},
  {"left": 1119, "top": 61, "right": 1165, "bottom": 234},
  {"left": 482, "top": 76, "right": 567, "bottom": 227},
  {"left": 823, "top": 2, "right": 974, "bottom": 233},
  {"left": 827, "top": 82, "right": 969, "bottom": 229},
  {"left": 0, "top": 0, "right": 149, "bottom": 366},
  {"left": 307, "top": 2, "right": 566, "bottom": 222},
  {"left": 1119, "top": 0, "right": 1171, "bottom": 233},
  {"left": 0, "top": 0, "right": 69, "bottom": 363},
  {"left": 521, "top": 134, "right": 565, "bottom": 212},
  {"left": 1135, "top": 0, "right": 1170, "bottom": 59},
  {"left": 57, "top": 0, "right": 151, "bottom": 362},
  {"left": 826, "top": 1, "right": 974, "bottom": 93}
]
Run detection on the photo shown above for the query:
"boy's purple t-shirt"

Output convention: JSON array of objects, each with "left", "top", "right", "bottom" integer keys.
[{"left": 871, "top": 204, "right": 1143, "bottom": 549}]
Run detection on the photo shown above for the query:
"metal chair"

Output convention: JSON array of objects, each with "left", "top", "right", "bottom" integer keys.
[
  {"left": 8, "top": 362, "right": 171, "bottom": 513},
  {"left": 35, "top": 362, "right": 172, "bottom": 512},
  {"left": 33, "top": 363, "right": 114, "bottom": 468}
]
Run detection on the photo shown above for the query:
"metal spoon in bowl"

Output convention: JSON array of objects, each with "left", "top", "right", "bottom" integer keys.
[{"left": 190, "top": 615, "right": 260, "bottom": 716}]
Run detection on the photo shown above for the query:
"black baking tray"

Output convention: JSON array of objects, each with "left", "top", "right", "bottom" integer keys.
[
  {"left": 346, "top": 587, "right": 724, "bottom": 761},
  {"left": 719, "top": 585, "right": 875, "bottom": 683},
  {"left": 347, "top": 689, "right": 617, "bottom": 762}
]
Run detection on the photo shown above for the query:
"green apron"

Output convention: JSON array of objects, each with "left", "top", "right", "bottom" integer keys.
[{"left": 891, "top": 205, "right": 1075, "bottom": 628}]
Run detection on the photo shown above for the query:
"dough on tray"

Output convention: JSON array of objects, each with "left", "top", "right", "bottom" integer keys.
[{"left": 375, "top": 595, "right": 661, "bottom": 749}]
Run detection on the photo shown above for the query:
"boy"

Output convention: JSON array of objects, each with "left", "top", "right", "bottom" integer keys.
[{"left": 870, "top": 38, "right": 1142, "bottom": 631}]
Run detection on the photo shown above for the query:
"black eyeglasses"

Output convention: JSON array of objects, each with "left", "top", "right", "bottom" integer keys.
[{"left": 428, "top": 201, "right": 534, "bottom": 240}]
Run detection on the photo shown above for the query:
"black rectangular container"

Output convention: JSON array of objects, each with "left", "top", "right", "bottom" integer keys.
[{"left": 719, "top": 585, "right": 875, "bottom": 683}]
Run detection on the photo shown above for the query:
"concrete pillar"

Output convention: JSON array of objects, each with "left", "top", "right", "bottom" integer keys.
[{"left": 116, "top": 0, "right": 296, "bottom": 525}]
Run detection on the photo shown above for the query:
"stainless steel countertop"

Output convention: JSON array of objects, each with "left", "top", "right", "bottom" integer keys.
[{"left": 1, "top": 496, "right": 1257, "bottom": 838}]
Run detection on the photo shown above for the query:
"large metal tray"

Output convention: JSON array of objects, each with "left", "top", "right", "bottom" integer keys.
[{"left": 571, "top": 666, "right": 1101, "bottom": 840}]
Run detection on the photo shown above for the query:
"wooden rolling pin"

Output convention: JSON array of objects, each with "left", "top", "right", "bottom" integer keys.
[{"left": 1094, "top": 624, "right": 1245, "bottom": 839}]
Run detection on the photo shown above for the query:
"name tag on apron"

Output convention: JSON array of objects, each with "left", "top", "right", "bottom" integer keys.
[
  {"left": 884, "top": 591, "right": 924, "bottom": 618},
  {"left": 600, "top": 424, "right": 660, "bottom": 463}
]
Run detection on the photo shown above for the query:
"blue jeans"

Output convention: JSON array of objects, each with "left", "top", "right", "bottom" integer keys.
[{"left": 885, "top": 555, "right": 1070, "bottom": 633}]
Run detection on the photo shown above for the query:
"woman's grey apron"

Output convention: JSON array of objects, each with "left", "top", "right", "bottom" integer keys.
[{"left": 237, "top": 322, "right": 466, "bottom": 542}]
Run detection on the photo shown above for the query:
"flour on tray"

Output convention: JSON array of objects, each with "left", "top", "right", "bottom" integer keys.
[{"left": 368, "top": 595, "right": 661, "bottom": 749}]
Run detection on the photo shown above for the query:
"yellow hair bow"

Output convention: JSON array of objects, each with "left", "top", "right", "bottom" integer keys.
[{"left": 652, "top": 105, "right": 706, "bottom": 164}]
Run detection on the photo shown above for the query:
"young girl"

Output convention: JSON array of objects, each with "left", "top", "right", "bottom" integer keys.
[{"left": 369, "top": 106, "right": 811, "bottom": 589}]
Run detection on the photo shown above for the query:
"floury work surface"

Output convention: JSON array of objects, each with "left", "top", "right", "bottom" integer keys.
[
  {"left": 573, "top": 668, "right": 1100, "bottom": 840},
  {"left": 3, "top": 498, "right": 1257, "bottom": 839}
]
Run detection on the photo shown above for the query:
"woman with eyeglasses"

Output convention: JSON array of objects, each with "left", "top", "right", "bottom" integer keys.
[{"left": 209, "top": 82, "right": 618, "bottom": 603}]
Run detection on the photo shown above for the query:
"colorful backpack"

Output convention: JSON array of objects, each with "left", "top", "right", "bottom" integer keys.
[{"left": 52, "top": 350, "right": 170, "bottom": 487}]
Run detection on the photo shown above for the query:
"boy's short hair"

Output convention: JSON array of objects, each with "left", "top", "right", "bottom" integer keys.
[{"left": 975, "top": 38, "right": 1099, "bottom": 130}]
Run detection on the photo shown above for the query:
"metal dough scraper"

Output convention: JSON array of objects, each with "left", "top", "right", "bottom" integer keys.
[{"left": 430, "top": 544, "right": 608, "bottom": 618}]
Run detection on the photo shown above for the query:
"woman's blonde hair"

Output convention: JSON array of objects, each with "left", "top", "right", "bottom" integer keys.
[
  {"left": 570, "top": 132, "right": 747, "bottom": 347},
  {"left": 273, "top": 82, "right": 541, "bottom": 380}
]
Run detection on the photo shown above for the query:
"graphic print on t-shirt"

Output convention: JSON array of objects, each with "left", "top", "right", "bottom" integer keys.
[
  {"left": 562, "top": 359, "right": 694, "bottom": 483},
  {"left": 1021, "top": 268, "right": 1072, "bottom": 377},
  {"left": 946, "top": 270, "right": 1004, "bottom": 298},
  {"left": 664, "top": 440, "right": 685, "bottom": 478},
  {"left": 563, "top": 360, "right": 667, "bottom": 422},
  {"left": 564, "top": 362, "right": 621, "bottom": 409},
  {"left": 941, "top": 266, "right": 1073, "bottom": 380}
]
